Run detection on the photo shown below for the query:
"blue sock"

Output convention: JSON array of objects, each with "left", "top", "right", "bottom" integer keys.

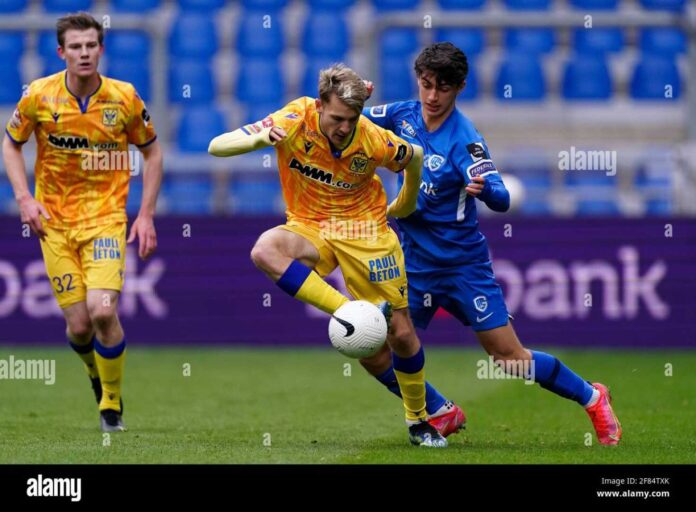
[
  {"left": 375, "top": 365, "right": 448, "bottom": 415},
  {"left": 530, "top": 350, "right": 594, "bottom": 406},
  {"left": 275, "top": 260, "right": 312, "bottom": 296}
]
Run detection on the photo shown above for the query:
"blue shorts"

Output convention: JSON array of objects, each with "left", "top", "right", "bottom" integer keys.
[{"left": 407, "top": 260, "right": 510, "bottom": 331}]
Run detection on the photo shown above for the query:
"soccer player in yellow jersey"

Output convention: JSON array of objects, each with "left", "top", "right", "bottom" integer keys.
[
  {"left": 209, "top": 64, "right": 449, "bottom": 447},
  {"left": 2, "top": 13, "right": 162, "bottom": 432}
]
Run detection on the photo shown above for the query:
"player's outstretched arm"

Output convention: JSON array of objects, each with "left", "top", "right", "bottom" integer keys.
[
  {"left": 128, "top": 139, "right": 163, "bottom": 260},
  {"left": 2, "top": 135, "right": 50, "bottom": 239},
  {"left": 387, "top": 144, "right": 423, "bottom": 218},
  {"left": 208, "top": 125, "right": 286, "bottom": 157}
]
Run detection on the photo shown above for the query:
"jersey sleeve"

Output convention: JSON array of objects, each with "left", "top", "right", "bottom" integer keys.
[
  {"left": 455, "top": 138, "right": 509, "bottom": 212},
  {"left": 373, "top": 126, "right": 414, "bottom": 173},
  {"left": 254, "top": 97, "right": 307, "bottom": 147},
  {"left": 126, "top": 87, "right": 157, "bottom": 147},
  {"left": 361, "top": 103, "right": 395, "bottom": 131},
  {"left": 5, "top": 84, "right": 38, "bottom": 144}
]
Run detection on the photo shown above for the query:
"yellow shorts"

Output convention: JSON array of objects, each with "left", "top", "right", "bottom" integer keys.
[
  {"left": 39, "top": 222, "right": 127, "bottom": 309},
  {"left": 280, "top": 221, "right": 408, "bottom": 309}
]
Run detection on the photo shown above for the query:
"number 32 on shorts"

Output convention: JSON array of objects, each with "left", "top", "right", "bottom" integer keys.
[{"left": 52, "top": 273, "right": 76, "bottom": 293}]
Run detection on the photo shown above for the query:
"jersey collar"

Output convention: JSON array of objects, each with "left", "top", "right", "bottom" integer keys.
[{"left": 63, "top": 70, "right": 103, "bottom": 114}]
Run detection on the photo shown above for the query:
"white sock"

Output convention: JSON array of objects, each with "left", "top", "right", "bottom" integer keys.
[{"left": 584, "top": 388, "right": 600, "bottom": 408}]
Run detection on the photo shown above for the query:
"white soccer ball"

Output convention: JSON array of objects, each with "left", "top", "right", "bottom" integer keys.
[{"left": 328, "top": 300, "right": 388, "bottom": 359}]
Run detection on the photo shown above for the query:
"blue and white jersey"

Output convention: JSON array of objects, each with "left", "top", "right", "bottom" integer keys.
[{"left": 363, "top": 100, "right": 510, "bottom": 271}]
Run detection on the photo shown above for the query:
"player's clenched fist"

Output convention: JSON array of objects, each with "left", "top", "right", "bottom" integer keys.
[
  {"left": 465, "top": 175, "right": 486, "bottom": 197},
  {"left": 269, "top": 126, "right": 287, "bottom": 144},
  {"left": 18, "top": 195, "right": 50, "bottom": 240}
]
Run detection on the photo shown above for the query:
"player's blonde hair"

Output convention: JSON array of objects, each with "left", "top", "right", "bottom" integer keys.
[{"left": 318, "top": 63, "right": 369, "bottom": 113}]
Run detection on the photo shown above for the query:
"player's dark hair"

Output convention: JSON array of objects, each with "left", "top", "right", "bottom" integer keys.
[
  {"left": 414, "top": 42, "right": 468, "bottom": 87},
  {"left": 56, "top": 12, "right": 104, "bottom": 48}
]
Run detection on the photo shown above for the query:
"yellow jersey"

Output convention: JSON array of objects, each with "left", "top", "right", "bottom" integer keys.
[
  {"left": 261, "top": 97, "right": 413, "bottom": 234},
  {"left": 5, "top": 70, "right": 157, "bottom": 229}
]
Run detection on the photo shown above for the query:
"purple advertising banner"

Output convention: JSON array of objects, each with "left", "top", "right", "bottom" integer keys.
[{"left": 0, "top": 216, "right": 694, "bottom": 347}]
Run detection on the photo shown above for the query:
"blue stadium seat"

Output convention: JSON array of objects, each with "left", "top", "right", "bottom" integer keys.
[
  {"left": 434, "top": 28, "right": 485, "bottom": 56},
  {"left": 495, "top": 54, "right": 546, "bottom": 101},
  {"left": 459, "top": 59, "right": 478, "bottom": 101},
  {"left": 575, "top": 197, "right": 620, "bottom": 216},
  {"left": 301, "top": 57, "right": 336, "bottom": 98},
  {"left": 438, "top": 0, "right": 486, "bottom": 9},
  {"left": 236, "top": 10, "right": 284, "bottom": 58},
  {"left": 503, "top": 0, "right": 550, "bottom": 9},
  {"left": 504, "top": 28, "right": 555, "bottom": 54},
  {"left": 0, "top": 32, "right": 24, "bottom": 60},
  {"left": 639, "top": 0, "right": 684, "bottom": 11},
  {"left": 38, "top": 31, "right": 58, "bottom": 58},
  {"left": 373, "top": 0, "right": 420, "bottom": 10},
  {"left": 43, "top": 0, "right": 92, "bottom": 12},
  {"left": 0, "top": 64, "right": 22, "bottom": 105},
  {"left": 236, "top": 58, "right": 284, "bottom": 104},
  {"left": 308, "top": 0, "right": 356, "bottom": 9},
  {"left": 302, "top": 11, "right": 349, "bottom": 59},
  {"left": 242, "top": 0, "right": 288, "bottom": 8},
  {"left": 380, "top": 28, "right": 419, "bottom": 57},
  {"left": 177, "top": 105, "right": 226, "bottom": 153},
  {"left": 111, "top": 0, "right": 160, "bottom": 11},
  {"left": 229, "top": 176, "right": 282, "bottom": 214},
  {"left": 0, "top": 177, "right": 17, "bottom": 213},
  {"left": 640, "top": 28, "right": 686, "bottom": 57},
  {"left": 164, "top": 176, "right": 214, "bottom": 214},
  {"left": 43, "top": 59, "right": 66, "bottom": 76},
  {"left": 569, "top": 0, "right": 618, "bottom": 8},
  {"left": 169, "top": 13, "right": 218, "bottom": 59},
  {"left": 516, "top": 170, "right": 552, "bottom": 215},
  {"left": 630, "top": 55, "right": 681, "bottom": 100},
  {"left": 565, "top": 173, "right": 619, "bottom": 216},
  {"left": 126, "top": 179, "right": 142, "bottom": 215},
  {"left": 106, "top": 31, "right": 151, "bottom": 60},
  {"left": 380, "top": 57, "right": 416, "bottom": 101},
  {"left": 562, "top": 54, "right": 612, "bottom": 100},
  {"left": 178, "top": 0, "right": 225, "bottom": 11},
  {"left": 107, "top": 59, "right": 151, "bottom": 102},
  {"left": 169, "top": 60, "right": 215, "bottom": 104},
  {"left": 243, "top": 102, "right": 283, "bottom": 125},
  {"left": 0, "top": 0, "right": 28, "bottom": 13},
  {"left": 573, "top": 28, "right": 624, "bottom": 54}
]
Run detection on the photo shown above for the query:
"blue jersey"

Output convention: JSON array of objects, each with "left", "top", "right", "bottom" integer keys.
[{"left": 363, "top": 101, "right": 510, "bottom": 271}]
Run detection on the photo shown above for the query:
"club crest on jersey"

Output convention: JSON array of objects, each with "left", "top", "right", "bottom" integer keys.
[
  {"left": 473, "top": 295, "right": 488, "bottom": 312},
  {"left": 400, "top": 120, "right": 416, "bottom": 139},
  {"left": 349, "top": 153, "right": 369, "bottom": 174},
  {"left": 425, "top": 154, "right": 445, "bottom": 171},
  {"left": 466, "top": 159, "right": 497, "bottom": 180},
  {"left": 102, "top": 109, "right": 117, "bottom": 127}
]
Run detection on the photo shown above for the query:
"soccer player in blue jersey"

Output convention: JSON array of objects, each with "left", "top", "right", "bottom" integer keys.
[{"left": 361, "top": 42, "right": 622, "bottom": 445}]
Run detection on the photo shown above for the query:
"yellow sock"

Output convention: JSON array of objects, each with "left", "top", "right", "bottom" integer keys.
[
  {"left": 277, "top": 260, "right": 349, "bottom": 314},
  {"left": 393, "top": 347, "right": 428, "bottom": 423},
  {"left": 68, "top": 336, "right": 99, "bottom": 379},
  {"left": 394, "top": 368, "right": 428, "bottom": 422},
  {"left": 94, "top": 338, "right": 126, "bottom": 412}
]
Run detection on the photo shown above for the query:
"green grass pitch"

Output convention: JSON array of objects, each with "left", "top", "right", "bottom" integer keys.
[{"left": 0, "top": 347, "right": 694, "bottom": 464}]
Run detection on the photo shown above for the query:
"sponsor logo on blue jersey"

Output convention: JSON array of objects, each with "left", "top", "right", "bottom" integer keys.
[{"left": 466, "top": 159, "right": 497, "bottom": 180}]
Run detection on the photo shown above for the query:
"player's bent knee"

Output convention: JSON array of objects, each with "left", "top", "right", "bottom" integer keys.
[
  {"left": 87, "top": 307, "right": 118, "bottom": 328},
  {"left": 387, "top": 327, "right": 417, "bottom": 354},
  {"left": 66, "top": 322, "right": 91, "bottom": 340},
  {"left": 250, "top": 241, "right": 281, "bottom": 273}
]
